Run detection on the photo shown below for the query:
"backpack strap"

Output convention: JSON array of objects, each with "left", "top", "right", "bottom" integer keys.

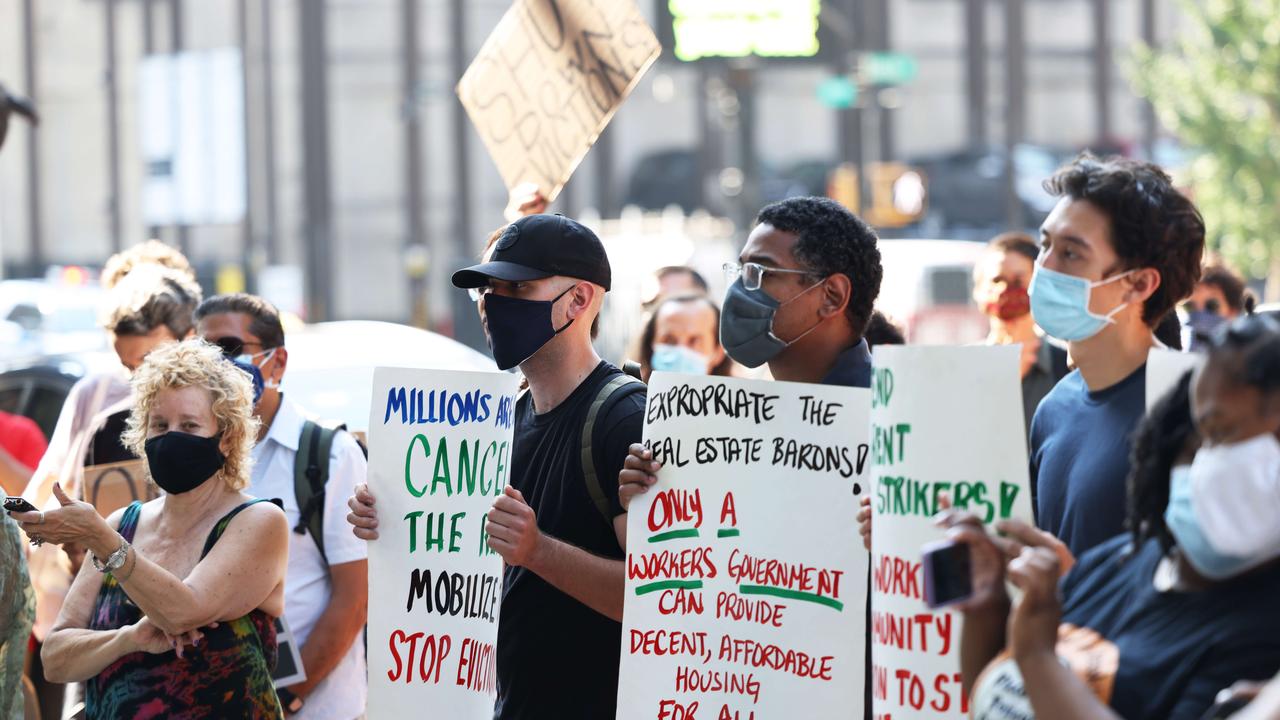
[
  {"left": 295, "top": 419, "right": 346, "bottom": 564},
  {"left": 580, "top": 373, "right": 646, "bottom": 526}
]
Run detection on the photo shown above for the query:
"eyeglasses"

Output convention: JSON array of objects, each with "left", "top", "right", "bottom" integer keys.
[
  {"left": 722, "top": 262, "right": 815, "bottom": 292},
  {"left": 467, "top": 286, "right": 490, "bottom": 303},
  {"left": 210, "top": 336, "right": 272, "bottom": 360}
]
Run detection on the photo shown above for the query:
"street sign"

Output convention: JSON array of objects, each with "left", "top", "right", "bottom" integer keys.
[
  {"left": 817, "top": 75, "right": 859, "bottom": 109},
  {"left": 861, "top": 52, "right": 919, "bottom": 86}
]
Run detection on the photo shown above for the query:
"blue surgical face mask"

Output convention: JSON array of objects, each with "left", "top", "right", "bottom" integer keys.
[
  {"left": 1164, "top": 457, "right": 1280, "bottom": 581},
  {"left": 234, "top": 348, "right": 279, "bottom": 392},
  {"left": 650, "top": 344, "right": 710, "bottom": 375},
  {"left": 1028, "top": 265, "right": 1134, "bottom": 342}
]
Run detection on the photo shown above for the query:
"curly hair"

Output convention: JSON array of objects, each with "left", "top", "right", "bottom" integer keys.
[
  {"left": 100, "top": 240, "right": 196, "bottom": 290},
  {"left": 1043, "top": 153, "right": 1205, "bottom": 327},
  {"left": 122, "top": 339, "right": 259, "bottom": 492},
  {"left": 756, "top": 196, "right": 883, "bottom": 336},
  {"left": 102, "top": 265, "right": 203, "bottom": 339},
  {"left": 1126, "top": 370, "right": 1197, "bottom": 554}
]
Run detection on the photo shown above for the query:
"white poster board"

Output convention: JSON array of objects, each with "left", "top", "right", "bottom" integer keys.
[
  {"left": 365, "top": 368, "right": 520, "bottom": 719},
  {"left": 619, "top": 372, "right": 870, "bottom": 719},
  {"left": 869, "top": 346, "right": 1033, "bottom": 719},
  {"left": 1146, "top": 348, "right": 1204, "bottom": 411}
]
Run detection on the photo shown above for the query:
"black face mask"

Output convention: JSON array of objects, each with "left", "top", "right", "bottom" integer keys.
[
  {"left": 144, "top": 432, "right": 227, "bottom": 495},
  {"left": 482, "top": 286, "right": 575, "bottom": 370}
]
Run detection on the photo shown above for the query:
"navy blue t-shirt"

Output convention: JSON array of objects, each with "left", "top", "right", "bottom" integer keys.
[
  {"left": 1029, "top": 365, "right": 1146, "bottom": 558},
  {"left": 971, "top": 536, "right": 1280, "bottom": 719}
]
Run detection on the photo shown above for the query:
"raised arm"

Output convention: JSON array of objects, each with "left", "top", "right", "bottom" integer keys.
[
  {"left": 42, "top": 509, "right": 179, "bottom": 682},
  {"left": 19, "top": 486, "right": 289, "bottom": 637},
  {"left": 104, "top": 501, "right": 288, "bottom": 635}
]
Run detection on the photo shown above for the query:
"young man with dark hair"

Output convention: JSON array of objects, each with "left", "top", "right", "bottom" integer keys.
[
  {"left": 196, "top": 294, "right": 369, "bottom": 719},
  {"left": 621, "top": 195, "right": 884, "bottom": 496},
  {"left": 1026, "top": 154, "right": 1205, "bottom": 559},
  {"left": 348, "top": 214, "right": 646, "bottom": 719}
]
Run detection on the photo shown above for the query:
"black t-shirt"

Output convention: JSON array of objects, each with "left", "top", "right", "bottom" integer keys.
[
  {"left": 85, "top": 410, "right": 135, "bottom": 467},
  {"left": 971, "top": 535, "right": 1280, "bottom": 719},
  {"left": 494, "top": 362, "right": 646, "bottom": 720},
  {"left": 1030, "top": 365, "right": 1146, "bottom": 557}
]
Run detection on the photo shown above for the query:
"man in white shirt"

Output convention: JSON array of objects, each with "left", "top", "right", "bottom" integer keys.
[{"left": 197, "top": 294, "right": 369, "bottom": 719}]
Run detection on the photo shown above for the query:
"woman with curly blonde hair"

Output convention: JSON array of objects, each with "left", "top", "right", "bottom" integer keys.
[{"left": 13, "top": 339, "right": 289, "bottom": 718}]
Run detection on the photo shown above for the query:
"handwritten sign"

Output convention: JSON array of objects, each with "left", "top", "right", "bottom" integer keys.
[
  {"left": 1146, "top": 348, "right": 1204, "bottom": 411},
  {"left": 83, "top": 460, "right": 156, "bottom": 517},
  {"left": 456, "top": 0, "right": 661, "bottom": 201},
  {"left": 618, "top": 372, "right": 870, "bottom": 720},
  {"left": 365, "top": 368, "right": 520, "bottom": 719},
  {"left": 869, "top": 346, "right": 1033, "bottom": 719}
]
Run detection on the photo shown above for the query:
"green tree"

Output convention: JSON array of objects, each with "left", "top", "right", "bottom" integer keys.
[{"left": 1131, "top": 0, "right": 1280, "bottom": 300}]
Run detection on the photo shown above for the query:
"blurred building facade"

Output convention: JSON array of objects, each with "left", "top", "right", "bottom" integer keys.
[{"left": 0, "top": 0, "right": 1181, "bottom": 329}]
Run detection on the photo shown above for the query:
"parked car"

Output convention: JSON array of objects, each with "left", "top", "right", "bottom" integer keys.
[
  {"left": 0, "top": 277, "right": 107, "bottom": 363},
  {"left": 874, "top": 239, "right": 990, "bottom": 346},
  {"left": 0, "top": 352, "right": 119, "bottom": 440}
]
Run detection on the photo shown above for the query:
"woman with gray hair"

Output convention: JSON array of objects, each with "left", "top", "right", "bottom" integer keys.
[{"left": 14, "top": 339, "right": 288, "bottom": 718}]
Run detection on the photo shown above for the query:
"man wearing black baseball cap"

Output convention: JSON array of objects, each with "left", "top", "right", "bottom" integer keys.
[{"left": 348, "top": 213, "right": 646, "bottom": 719}]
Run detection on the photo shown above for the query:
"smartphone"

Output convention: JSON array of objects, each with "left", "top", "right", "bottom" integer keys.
[
  {"left": 922, "top": 539, "right": 973, "bottom": 610},
  {"left": 3, "top": 496, "right": 37, "bottom": 514}
]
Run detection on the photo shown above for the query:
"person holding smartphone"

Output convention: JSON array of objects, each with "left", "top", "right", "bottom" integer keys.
[{"left": 948, "top": 314, "right": 1280, "bottom": 720}]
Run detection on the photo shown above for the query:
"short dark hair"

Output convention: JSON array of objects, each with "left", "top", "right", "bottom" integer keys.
[
  {"left": 864, "top": 310, "right": 905, "bottom": 348},
  {"left": 1200, "top": 264, "right": 1255, "bottom": 315},
  {"left": 1043, "top": 153, "right": 1205, "bottom": 327},
  {"left": 755, "top": 196, "right": 882, "bottom": 336},
  {"left": 633, "top": 293, "right": 734, "bottom": 379},
  {"left": 103, "top": 265, "right": 202, "bottom": 339},
  {"left": 194, "top": 293, "right": 286, "bottom": 348},
  {"left": 1154, "top": 312, "right": 1183, "bottom": 351},
  {"left": 988, "top": 232, "right": 1040, "bottom": 264},
  {"left": 655, "top": 266, "right": 709, "bottom": 294}
]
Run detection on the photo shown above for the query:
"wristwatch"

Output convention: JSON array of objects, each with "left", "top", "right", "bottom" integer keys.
[
  {"left": 277, "top": 688, "right": 304, "bottom": 715},
  {"left": 91, "top": 539, "right": 131, "bottom": 574}
]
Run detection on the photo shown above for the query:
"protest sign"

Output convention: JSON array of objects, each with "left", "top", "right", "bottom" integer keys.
[
  {"left": 1146, "top": 348, "right": 1204, "bottom": 412},
  {"left": 869, "top": 346, "right": 1033, "bottom": 719},
  {"left": 365, "top": 368, "right": 520, "bottom": 719},
  {"left": 456, "top": 0, "right": 661, "bottom": 201},
  {"left": 83, "top": 460, "right": 156, "bottom": 517},
  {"left": 618, "top": 372, "right": 870, "bottom": 720}
]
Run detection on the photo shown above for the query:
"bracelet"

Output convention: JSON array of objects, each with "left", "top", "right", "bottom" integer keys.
[{"left": 91, "top": 538, "right": 131, "bottom": 574}]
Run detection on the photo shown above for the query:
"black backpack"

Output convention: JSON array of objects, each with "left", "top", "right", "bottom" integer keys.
[
  {"left": 579, "top": 363, "right": 646, "bottom": 525},
  {"left": 294, "top": 419, "right": 368, "bottom": 562}
]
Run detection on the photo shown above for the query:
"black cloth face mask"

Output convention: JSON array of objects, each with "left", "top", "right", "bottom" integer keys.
[
  {"left": 481, "top": 286, "right": 576, "bottom": 370},
  {"left": 144, "top": 431, "right": 227, "bottom": 495}
]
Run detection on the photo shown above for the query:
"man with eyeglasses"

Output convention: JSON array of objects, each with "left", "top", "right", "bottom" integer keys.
[
  {"left": 195, "top": 294, "right": 369, "bottom": 719},
  {"left": 618, "top": 196, "right": 883, "bottom": 717},
  {"left": 347, "top": 213, "right": 646, "bottom": 719}
]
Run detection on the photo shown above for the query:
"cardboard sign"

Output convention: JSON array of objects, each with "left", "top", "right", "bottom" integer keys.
[
  {"left": 456, "top": 0, "right": 661, "bottom": 201},
  {"left": 618, "top": 373, "right": 870, "bottom": 719},
  {"left": 83, "top": 460, "right": 156, "bottom": 517},
  {"left": 1146, "top": 348, "right": 1204, "bottom": 411},
  {"left": 869, "top": 346, "right": 1034, "bottom": 719},
  {"left": 365, "top": 368, "right": 520, "bottom": 719}
]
